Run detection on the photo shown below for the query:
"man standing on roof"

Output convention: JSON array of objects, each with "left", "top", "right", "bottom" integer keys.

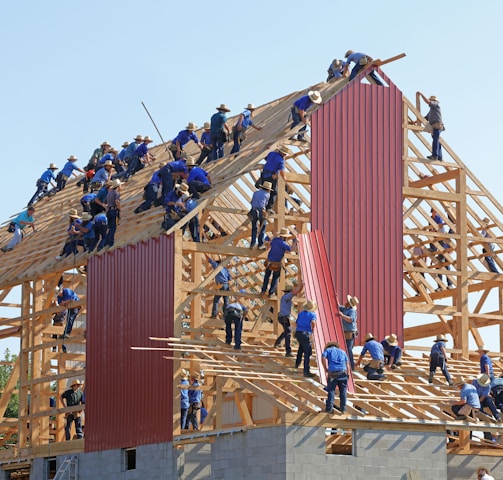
[
  {"left": 261, "top": 228, "right": 295, "bottom": 297},
  {"left": 289, "top": 90, "right": 322, "bottom": 141},
  {"left": 356, "top": 333, "right": 386, "bottom": 380},
  {"left": 343, "top": 50, "right": 383, "bottom": 85},
  {"left": 294, "top": 300, "right": 317, "bottom": 378},
  {"left": 206, "top": 254, "right": 232, "bottom": 319},
  {"left": 338, "top": 295, "right": 358, "bottom": 371},
  {"left": 28, "top": 163, "right": 59, "bottom": 206},
  {"left": 230, "top": 103, "right": 262, "bottom": 154},
  {"left": 322, "top": 341, "right": 350, "bottom": 414},
  {"left": 381, "top": 333, "right": 403, "bottom": 370},
  {"left": 418, "top": 92, "right": 445, "bottom": 161},
  {"left": 428, "top": 334, "right": 453, "bottom": 385},
  {"left": 61, "top": 379, "right": 84, "bottom": 440},
  {"left": 473, "top": 374, "right": 501, "bottom": 422},
  {"left": 196, "top": 122, "right": 213, "bottom": 165},
  {"left": 56, "top": 155, "right": 85, "bottom": 191},
  {"left": 186, "top": 372, "right": 203, "bottom": 430},
  {"left": 105, "top": 179, "right": 122, "bottom": 248},
  {"left": 477, "top": 346, "right": 495, "bottom": 383},
  {"left": 210, "top": 104, "right": 232, "bottom": 160},
  {"left": 224, "top": 293, "right": 247, "bottom": 350},
  {"left": 256, "top": 146, "right": 292, "bottom": 212},
  {"left": 249, "top": 181, "right": 273, "bottom": 250},
  {"left": 169, "top": 122, "right": 202, "bottom": 160},
  {"left": 186, "top": 157, "right": 211, "bottom": 199},
  {"left": 274, "top": 283, "right": 303, "bottom": 357},
  {"left": 1, "top": 206, "right": 36, "bottom": 253}
]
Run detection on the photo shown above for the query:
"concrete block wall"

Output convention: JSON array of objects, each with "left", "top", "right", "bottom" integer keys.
[{"left": 447, "top": 454, "right": 503, "bottom": 480}]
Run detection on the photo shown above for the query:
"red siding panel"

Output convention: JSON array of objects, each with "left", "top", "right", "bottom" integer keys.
[
  {"left": 85, "top": 235, "right": 175, "bottom": 452},
  {"left": 298, "top": 231, "right": 354, "bottom": 392},
  {"left": 311, "top": 67, "right": 403, "bottom": 349}
]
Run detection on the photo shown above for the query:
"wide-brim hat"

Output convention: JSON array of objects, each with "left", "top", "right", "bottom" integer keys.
[
  {"left": 101, "top": 141, "right": 110, "bottom": 147},
  {"left": 48, "top": 163, "right": 59, "bottom": 170},
  {"left": 477, "top": 345, "right": 490, "bottom": 353},
  {"left": 67, "top": 155, "right": 78, "bottom": 161},
  {"left": 278, "top": 145, "right": 292, "bottom": 156},
  {"left": 203, "top": 121, "right": 211, "bottom": 129},
  {"left": 325, "top": 341, "right": 340, "bottom": 349},
  {"left": 331, "top": 59, "right": 342, "bottom": 68},
  {"left": 143, "top": 136, "right": 153, "bottom": 143},
  {"left": 453, "top": 376, "right": 465, "bottom": 387},
  {"left": 185, "top": 121, "right": 197, "bottom": 130},
  {"left": 283, "top": 285, "right": 293, "bottom": 292},
  {"left": 277, "top": 227, "right": 292, "bottom": 238},
  {"left": 482, "top": 217, "right": 491, "bottom": 224},
  {"left": 477, "top": 373, "right": 491, "bottom": 387},
  {"left": 385, "top": 333, "right": 399, "bottom": 346},
  {"left": 303, "top": 299, "right": 317, "bottom": 312},
  {"left": 434, "top": 334, "right": 448, "bottom": 342},
  {"left": 110, "top": 179, "right": 121, "bottom": 189},
  {"left": 181, "top": 368, "right": 189, "bottom": 380},
  {"left": 185, "top": 156, "right": 196, "bottom": 166},
  {"left": 70, "top": 379, "right": 83, "bottom": 387},
  {"left": 68, "top": 208, "right": 80, "bottom": 218},
  {"left": 216, "top": 104, "right": 231, "bottom": 112},
  {"left": 347, "top": 295, "right": 359, "bottom": 308},
  {"left": 190, "top": 372, "right": 200, "bottom": 380},
  {"left": 176, "top": 183, "right": 190, "bottom": 193},
  {"left": 134, "top": 134, "right": 144, "bottom": 142},
  {"left": 121, "top": 141, "right": 129, "bottom": 148},
  {"left": 364, "top": 333, "right": 375, "bottom": 342},
  {"left": 80, "top": 212, "right": 93, "bottom": 222},
  {"left": 245, "top": 103, "right": 255, "bottom": 110},
  {"left": 260, "top": 181, "right": 273, "bottom": 191},
  {"left": 308, "top": 90, "right": 322, "bottom": 104},
  {"left": 104, "top": 160, "right": 114, "bottom": 167},
  {"left": 429, "top": 95, "right": 439, "bottom": 102}
]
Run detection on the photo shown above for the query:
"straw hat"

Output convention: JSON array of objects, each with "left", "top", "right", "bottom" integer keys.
[
  {"left": 434, "top": 334, "right": 448, "bottom": 342},
  {"left": 278, "top": 145, "right": 292, "bottom": 156},
  {"left": 260, "top": 181, "right": 273, "bottom": 191},
  {"left": 347, "top": 295, "right": 359, "bottom": 308},
  {"left": 70, "top": 379, "right": 83, "bottom": 388},
  {"left": 482, "top": 217, "right": 491, "bottom": 225},
  {"left": 104, "top": 160, "right": 114, "bottom": 167},
  {"left": 477, "top": 345, "right": 490, "bottom": 353},
  {"left": 185, "top": 156, "right": 196, "bottom": 166},
  {"left": 283, "top": 285, "right": 293, "bottom": 292},
  {"left": 48, "top": 163, "right": 59, "bottom": 170},
  {"left": 181, "top": 368, "right": 189, "bottom": 380},
  {"left": 203, "top": 122, "right": 211, "bottom": 129},
  {"left": 176, "top": 183, "right": 190, "bottom": 193},
  {"left": 477, "top": 373, "right": 491, "bottom": 387},
  {"left": 476, "top": 466, "right": 492, "bottom": 477},
  {"left": 245, "top": 103, "right": 256, "bottom": 110},
  {"left": 325, "top": 341, "right": 340, "bottom": 349},
  {"left": 121, "top": 141, "right": 129, "bottom": 148},
  {"left": 134, "top": 134, "right": 144, "bottom": 142},
  {"left": 185, "top": 121, "right": 197, "bottom": 130},
  {"left": 190, "top": 372, "right": 200, "bottom": 380},
  {"left": 216, "top": 104, "right": 231, "bottom": 112},
  {"left": 364, "top": 333, "right": 375, "bottom": 342},
  {"left": 303, "top": 300, "right": 317, "bottom": 312},
  {"left": 385, "top": 333, "right": 399, "bottom": 347},
  {"left": 453, "top": 376, "right": 466, "bottom": 387},
  {"left": 277, "top": 227, "right": 292, "bottom": 238},
  {"left": 143, "top": 136, "right": 153, "bottom": 143},
  {"left": 101, "top": 141, "right": 110, "bottom": 147},
  {"left": 331, "top": 59, "right": 342, "bottom": 68},
  {"left": 68, "top": 208, "right": 80, "bottom": 218},
  {"left": 67, "top": 155, "right": 78, "bottom": 161},
  {"left": 308, "top": 90, "right": 322, "bottom": 104},
  {"left": 80, "top": 212, "right": 93, "bottom": 222},
  {"left": 429, "top": 95, "right": 439, "bottom": 102},
  {"left": 110, "top": 179, "right": 121, "bottom": 189}
]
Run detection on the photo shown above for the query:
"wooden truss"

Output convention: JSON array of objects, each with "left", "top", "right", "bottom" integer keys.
[{"left": 1, "top": 77, "right": 503, "bottom": 462}]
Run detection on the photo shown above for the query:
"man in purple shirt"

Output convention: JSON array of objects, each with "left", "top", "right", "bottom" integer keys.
[
  {"left": 343, "top": 50, "right": 383, "bottom": 86},
  {"left": 197, "top": 122, "right": 213, "bottom": 165},
  {"left": 249, "top": 181, "right": 272, "bottom": 249},
  {"left": 169, "top": 122, "right": 202, "bottom": 160},
  {"left": 356, "top": 333, "right": 386, "bottom": 380},
  {"left": 134, "top": 162, "right": 165, "bottom": 214},
  {"left": 186, "top": 157, "right": 211, "bottom": 199},
  {"left": 261, "top": 228, "right": 294, "bottom": 297},
  {"left": 289, "top": 90, "right": 322, "bottom": 141},
  {"left": 56, "top": 155, "right": 85, "bottom": 191}
]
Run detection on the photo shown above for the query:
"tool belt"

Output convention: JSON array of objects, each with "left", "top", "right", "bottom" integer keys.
[
  {"left": 328, "top": 370, "right": 347, "bottom": 379},
  {"left": 265, "top": 260, "right": 282, "bottom": 272},
  {"left": 431, "top": 121, "right": 445, "bottom": 131},
  {"left": 344, "top": 331, "right": 355, "bottom": 340},
  {"left": 369, "top": 359, "right": 383, "bottom": 369}
]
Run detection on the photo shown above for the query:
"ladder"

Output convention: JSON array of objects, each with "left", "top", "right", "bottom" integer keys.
[{"left": 54, "top": 455, "right": 78, "bottom": 480}]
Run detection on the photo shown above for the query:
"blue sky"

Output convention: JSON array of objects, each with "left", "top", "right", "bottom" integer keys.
[{"left": 1, "top": 1, "right": 502, "bottom": 354}]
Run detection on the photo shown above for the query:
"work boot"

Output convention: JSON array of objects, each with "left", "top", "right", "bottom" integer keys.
[{"left": 428, "top": 373, "right": 434, "bottom": 384}]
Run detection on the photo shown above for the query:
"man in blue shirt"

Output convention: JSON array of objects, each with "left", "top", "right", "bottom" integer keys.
[
  {"left": 343, "top": 50, "right": 383, "bottom": 86},
  {"left": 274, "top": 283, "right": 303, "bottom": 357},
  {"left": 224, "top": 295, "right": 247, "bottom": 350},
  {"left": 80, "top": 192, "right": 97, "bottom": 213},
  {"left": 322, "top": 341, "right": 350, "bottom": 413},
  {"left": 210, "top": 104, "right": 231, "bottom": 160},
  {"left": 326, "top": 59, "right": 345, "bottom": 82},
  {"left": 294, "top": 300, "right": 317, "bottom": 377},
  {"left": 169, "top": 122, "right": 202, "bottom": 160},
  {"left": 28, "top": 163, "right": 59, "bottom": 206},
  {"left": 56, "top": 155, "right": 85, "bottom": 191},
  {"left": 124, "top": 136, "right": 155, "bottom": 180},
  {"left": 473, "top": 374, "right": 501, "bottom": 422},
  {"left": 57, "top": 287, "right": 81, "bottom": 340},
  {"left": 230, "top": 103, "right": 262, "bottom": 154},
  {"left": 450, "top": 377, "right": 481, "bottom": 420},
  {"left": 186, "top": 372, "right": 203, "bottom": 430},
  {"left": 428, "top": 334, "right": 453, "bottom": 385},
  {"left": 180, "top": 370, "right": 190, "bottom": 430},
  {"left": 256, "top": 146, "right": 292, "bottom": 211},
  {"left": 289, "top": 90, "right": 322, "bottom": 141},
  {"left": 207, "top": 254, "right": 232, "bottom": 318},
  {"left": 90, "top": 212, "right": 108, "bottom": 252},
  {"left": 186, "top": 157, "right": 211, "bottom": 199},
  {"left": 196, "top": 122, "right": 213, "bottom": 165},
  {"left": 2, "top": 207, "right": 36, "bottom": 252},
  {"left": 381, "top": 333, "right": 403, "bottom": 370},
  {"left": 339, "top": 295, "right": 359, "bottom": 371},
  {"left": 418, "top": 92, "right": 444, "bottom": 160},
  {"left": 134, "top": 162, "right": 164, "bottom": 214},
  {"left": 356, "top": 333, "right": 386, "bottom": 380},
  {"left": 261, "top": 228, "right": 294, "bottom": 297},
  {"left": 90, "top": 160, "right": 114, "bottom": 191},
  {"left": 478, "top": 346, "right": 495, "bottom": 382},
  {"left": 76, "top": 212, "right": 95, "bottom": 252},
  {"left": 249, "top": 181, "right": 272, "bottom": 249}
]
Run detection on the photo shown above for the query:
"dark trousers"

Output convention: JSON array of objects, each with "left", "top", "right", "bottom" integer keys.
[
  {"left": 105, "top": 209, "right": 119, "bottom": 247},
  {"left": 225, "top": 315, "right": 243, "bottom": 349},
  {"left": 429, "top": 352, "right": 452, "bottom": 384},
  {"left": 197, "top": 147, "right": 212, "bottom": 165},
  {"left": 290, "top": 107, "right": 307, "bottom": 140},
  {"left": 56, "top": 173, "right": 69, "bottom": 191},
  {"left": 136, "top": 183, "right": 159, "bottom": 212},
  {"left": 65, "top": 413, "right": 83, "bottom": 440},
  {"left": 295, "top": 331, "right": 312, "bottom": 374},
  {"left": 326, "top": 372, "right": 348, "bottom": 412},
  {"left": 90, "top": 222, "right": 108, "bottom": 251},
  {"left": 261, "top": 267, "right": 281, "bottom": 296},
  {"left": 212, "top": 283, "right": 229, "bottom": 317},
  {"left": 210, "top": 132, "right": 226, "bottom": 160},
  {"left": 28, "top": 180, "right": 48, "bottom": 206},
  {"left": 180, "top": 407, "right": 188, "bottom": 430},
  {"left": 188, "top": 180, "right": 211, "bottom": 199},
  {"left": 345, "top": 334, "right": 356, "bottom": 371},
  {"left": 250, "top": 208, "right": 267, "bottom": 247},
  {"left": 182, "top": 216, "right": 200, "bottom": 242},
  {"left": 275, "top": 315, "right": 292, "bottom": 354},
  {"left": 480, "top": 397, "right": 501, "bottom": 420},
  {"left": 63, "top": 308, "right": 80, "bottom": 337}
]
